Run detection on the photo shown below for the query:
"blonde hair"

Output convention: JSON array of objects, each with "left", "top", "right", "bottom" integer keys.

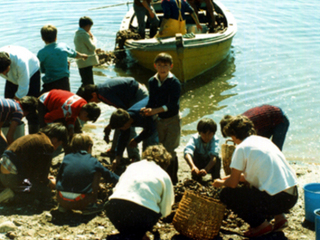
[
  {"left": 142, "top": 144, "right": 172, "bottom": 170},
  {"left": 70, "top": 133, "right": 93, "bottom": 153}
]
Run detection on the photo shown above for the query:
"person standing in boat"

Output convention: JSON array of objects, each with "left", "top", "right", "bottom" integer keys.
[
  {"left": 187, "top": 0, "right": 215, "bottom": 32},
  {"left": 134, "top": 0, "right": 160, "bottom": 39},
  {"left": 156, "top": 0, "right": 202, "bottom": 38},
  {"left": 220, "top": 105, "right": 290, "bottom": 150}
]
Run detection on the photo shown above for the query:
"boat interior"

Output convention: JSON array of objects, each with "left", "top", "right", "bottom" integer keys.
[{"left": 130, "top": 0, "right": 228, "bottom": 39}]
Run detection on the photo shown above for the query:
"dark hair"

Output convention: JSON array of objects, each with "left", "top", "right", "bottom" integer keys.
[
  {"left": 79, "top": 16, "right": 94, "bottom": 28},
  {"left": 154, "top": 52, "right": 173, "bottom": 65},
  {"left": 20, "top": 96, "right": 38, "bottom": 114},
  {"left": 223, "top": 115, "right": 256, "bottom": 141},
  {"left": 219, "top": 115, "right": 233, "bottom": 138},
  {"left": 82, "top": 102, "right": 100, "bottom": 123},
  {"left": 0, "top": 52, "right": 11, "bottom": 73},
  {"left": 197, "top": 118, "right": 217, "bottom": 134},
  {"left": 39, "top": 123, "right": 68, "bottom": 144},
  {"left": 109, "top": 108, "right": 130, "bottom": 129},
  {"left": 76, "top": 84, "right": 98, "bottom": 102},
  {"left": 142, "top": 144, "right": 172, "bottom": 170},
  {"left": 70, "top": 133, "right": 93, "bottom": 153},
  {"left": 41, "top": 25, "right": 57, "bottom": 43}
]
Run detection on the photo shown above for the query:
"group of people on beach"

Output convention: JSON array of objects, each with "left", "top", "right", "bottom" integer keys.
[{"left": 0, "top": 10, "right": 299, "bottom": 240}]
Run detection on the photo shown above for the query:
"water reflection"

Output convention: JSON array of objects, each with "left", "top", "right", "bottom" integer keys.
[
  {"left": 180, "top": 52, "right": 237, "bottom": 129},
  {"left": 111, "top": 49, "right": 237, "bottom": 135}
]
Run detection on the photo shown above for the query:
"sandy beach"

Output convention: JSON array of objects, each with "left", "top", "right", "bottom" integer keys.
[{"left": 0, "top": 130, "right": 319, "bottom": 240}]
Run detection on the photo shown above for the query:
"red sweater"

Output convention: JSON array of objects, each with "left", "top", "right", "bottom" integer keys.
[{"left": 40, "top": 90, "right": 86, "bottom": 127}]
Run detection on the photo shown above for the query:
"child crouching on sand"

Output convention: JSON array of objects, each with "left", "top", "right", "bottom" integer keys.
[
  {"left": 55, "top": 133, "right": 119, "bottom": 215},
  {"left": 105, "top": 144, "right": 174, "bottom": 240},
  {"left": 184, "top": 118, "right": 221, "bottom": 181}
]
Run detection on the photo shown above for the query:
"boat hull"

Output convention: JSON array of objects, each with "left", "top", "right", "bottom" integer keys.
[
  {"left": 129, "top": 37, "right": 233, "bottom": 81},
  {"left": 120, "top": 0, "right": 237, "bottom": 82}
]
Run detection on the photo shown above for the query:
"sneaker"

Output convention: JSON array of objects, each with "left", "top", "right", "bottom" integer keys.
[
  {"left": 0, "top": 188, "right": 14, "bottom": 203},
  {"left": 82, "top": 203, "right": 104, "bottom": 215}
]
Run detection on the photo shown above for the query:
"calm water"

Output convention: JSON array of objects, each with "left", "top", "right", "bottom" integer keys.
[{"left": 1, "top": 0, "right": 320, "bottom": 163}]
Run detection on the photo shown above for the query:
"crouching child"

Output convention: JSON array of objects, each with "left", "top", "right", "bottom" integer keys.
[
  {"left": 105, "top": 144, "right": 174, "bottom": 240},
  {"left": 55, "top": 133, "right": 119, "bottom": 215},
  {"left": 0, "top": 123, "right": 68, "bottom": 204},
  {"left": 184, "top": 118, "right": 221, "bottom": 181},
  {"left": 108, "top": 97, "right": 158, "bottom": 171}
]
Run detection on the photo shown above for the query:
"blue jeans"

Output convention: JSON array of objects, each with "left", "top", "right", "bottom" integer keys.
[
  {"left": 271, "top": 114, "right": 289, "bottom": 151},
  {"left": 134, "top": 3, "right": 159, "bottom": 38}
]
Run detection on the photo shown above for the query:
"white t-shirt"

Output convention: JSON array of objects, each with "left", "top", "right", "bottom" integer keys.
[
  {"left": 109, "top": 160, "right": 174, "bottom": 217},
  {"left": 230, "top": 135, "right": 297, "bottom": 195},
  {"left": 0, "top": 45, "right": 40, "bottom": 98}
]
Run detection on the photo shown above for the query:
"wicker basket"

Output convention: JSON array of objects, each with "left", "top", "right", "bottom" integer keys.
[
  {"left": 221, "top": 139, "right": 236, "bottom": 176},
  {"left": 172, "top": 190, "right": 226, "bottom": 240}
]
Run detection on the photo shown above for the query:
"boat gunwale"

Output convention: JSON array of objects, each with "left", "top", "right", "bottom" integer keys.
[{"left": 121, "top": 0, "right": 237, "bottom": 50}]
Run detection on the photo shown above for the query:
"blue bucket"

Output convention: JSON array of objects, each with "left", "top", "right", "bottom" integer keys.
[
  {"left": 303, "top": 183, "right": 320, "bottom": 222},
  {"left": 315, "top": 209, "right": 320, "bottom": 240}
]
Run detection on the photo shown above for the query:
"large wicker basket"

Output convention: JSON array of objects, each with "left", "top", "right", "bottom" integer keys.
[
  {"left": 172, "top": 190, "right": 226, "bottom": 240},
  {"left": 221, "top": 139, "right": 236, "bottom": 176}
]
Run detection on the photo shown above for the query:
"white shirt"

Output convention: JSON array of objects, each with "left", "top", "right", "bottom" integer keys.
[
  {"left": 110, "top": 160, "right": 174, "bottom": 217},
  {"left": 0, "top": 46, "right": 40, "bottom": 98},
  {"left": 230, "top": 135, "right": 297, "bottom": 195}
]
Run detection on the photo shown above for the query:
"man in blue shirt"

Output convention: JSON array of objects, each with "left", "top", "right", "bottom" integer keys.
[
  {"left": 76, "top": 77, "right": 148, "bottom": 159},
  {"left": 108, "top": 97, "right": 158, "bottom": 170}
]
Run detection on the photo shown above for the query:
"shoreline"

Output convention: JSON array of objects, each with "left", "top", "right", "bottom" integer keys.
[{"left": 0, "top": 127, "right": 318, "bottom": 239}]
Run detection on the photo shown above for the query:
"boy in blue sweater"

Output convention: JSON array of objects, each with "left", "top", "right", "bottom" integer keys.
[
  {"left": 37, "top": 24, "right": 87, "bottom": 94},
  {"left": 141, "top": 52, "right": 181, "bottom": 184},
  {"left": 184, "top": 118, "right": 221, "bottom": 181}
]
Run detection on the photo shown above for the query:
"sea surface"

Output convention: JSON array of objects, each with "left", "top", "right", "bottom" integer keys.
[{"left": 0, "top": 0, "right": 319, "bottom": 163}]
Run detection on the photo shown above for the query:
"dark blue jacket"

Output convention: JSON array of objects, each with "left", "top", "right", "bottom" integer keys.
[
  {"left": 117, "top": 97, "right": 156, "bottom": 156},
  {"left": 97, "top": 77, "right": 140, "bottom": 109},
  {"left": 56, "top": 151, "right": 119, "bottom": 194},
  {"left": 146, "top": 74, "right": 181, "bottom": 119}
]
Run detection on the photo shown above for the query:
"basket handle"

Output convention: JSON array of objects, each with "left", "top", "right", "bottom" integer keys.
[{"left": 225, "top": 139, "right": 235, "bottom": 145}]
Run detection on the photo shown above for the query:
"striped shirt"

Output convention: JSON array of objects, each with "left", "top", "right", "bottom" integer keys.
[{"left": 0, "top": 98, "right": 23, "bottom": 124}]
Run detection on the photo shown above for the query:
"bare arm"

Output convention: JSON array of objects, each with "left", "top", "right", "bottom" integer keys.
[
  {"left": 212, "top": 168, "right": 242, "bottom": 188},
  {"left": 191, "top": 12, "right": 203, "bottom": 31},
  {"left": 201, "top": 155, "right": 217, "bottom": 175},
  {"left": 184, "top": 153, "right": 200, "bottom": 175},
  {"left": 141, "top": 0, "right": 155, "bottom": 18},
  {"left": 141, "top": 106, "right": 164, "bottom": 116},
  {"left": 75, "top": 52, "right": 88, "bottom": 60}
]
